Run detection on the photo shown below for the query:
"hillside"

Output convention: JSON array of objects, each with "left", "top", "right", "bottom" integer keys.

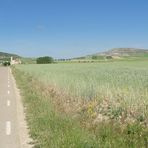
[
  {"left": 98, "top": 48, "right": 148, "bottom": 56},
  {"left": 0, "top": 51, "right": 20, "bottom": 64},
  {"left": 71, "top": 48, "right": 148, "bottom": 62},
  {"left": 0, "top": 51, "right": 19, "bottom": 59}
]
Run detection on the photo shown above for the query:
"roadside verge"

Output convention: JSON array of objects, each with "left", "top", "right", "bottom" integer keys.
[{"left": 11, "top": 67, "right": 33, "bottom": 148}]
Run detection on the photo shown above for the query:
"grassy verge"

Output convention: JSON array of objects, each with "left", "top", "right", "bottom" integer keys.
[
  {"left": 12, "top": 67, "right": 148, "bottom": 148},
  {"left": 13, "top": 67, "right": 98, "bottom": 148}
]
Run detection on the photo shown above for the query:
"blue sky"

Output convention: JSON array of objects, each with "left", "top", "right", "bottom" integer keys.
[{"left": 0, "top": 0, "right": 148, "bottom": 58}]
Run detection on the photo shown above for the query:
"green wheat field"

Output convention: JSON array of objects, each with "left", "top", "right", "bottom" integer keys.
[{"left": 13, "top": 60, "right": 148, "bottom": 148}]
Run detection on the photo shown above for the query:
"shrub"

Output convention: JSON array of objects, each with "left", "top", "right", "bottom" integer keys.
[
  {"left": 92, "top": 55, "right": 98, "bottom": 60},
  {"left": 3, "top": 61, "right": 10, "bottom": 66},
  {"left": 36, "top": 56, "right": 54, "bottom": 64},
  {"left": 92, "top": 55, "right": 104, "bottom": 60},
  {"left": 106, "top": 56, "right": 113, "bottom": 59}
]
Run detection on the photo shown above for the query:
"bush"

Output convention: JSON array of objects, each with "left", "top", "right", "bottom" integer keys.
[
  {"left": 3, "top": 61, "right": 10, "bottom": 66},
  {"left": 92, "top": 55, "right": 104, "bottom": 60},
  {"left": 92, "top": 55, "right": 98, "bottom": 60},
  {"left": 36, "top": 56, "right": 54, "bottom": 64},
  {"left": 106, "top": 56, "right": 113, "bottom": 59}
]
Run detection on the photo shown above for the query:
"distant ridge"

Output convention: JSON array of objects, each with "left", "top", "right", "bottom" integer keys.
[
  {"left": 0, "top": 51, "right": 20, "bottom": 59},
  {"left": 73, "top": 48, "right": 148, "bottom": 61},
  {"left": 97, "top": 48, "right": 148, "bottom": 56}
]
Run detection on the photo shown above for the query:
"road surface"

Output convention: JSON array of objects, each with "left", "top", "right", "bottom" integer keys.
[{"left": 0, "top": 67, "right": 20, "bottom": 147}]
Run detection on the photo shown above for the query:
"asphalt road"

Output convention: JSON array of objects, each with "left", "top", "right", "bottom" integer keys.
[{"left": 0, "top": 67, "right": 20, "bottom": 148}]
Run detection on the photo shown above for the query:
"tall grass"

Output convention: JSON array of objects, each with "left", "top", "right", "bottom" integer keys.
[{"left": 13, "top": 68, "right": 99, "bottom": 148}]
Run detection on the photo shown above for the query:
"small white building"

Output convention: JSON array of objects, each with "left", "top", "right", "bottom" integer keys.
[{"left": 10, "top": 57, "right": 21, "bottom": 65}]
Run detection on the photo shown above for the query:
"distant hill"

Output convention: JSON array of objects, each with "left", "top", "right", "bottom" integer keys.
[
  {"left": 0, "top": 51, "right": 20, "bottom": 59},
  {"left": 71, "top": 48, "right": 148, "bottom": 62},
  {"left": 0, "top": 51, "right": 20, "bottom": 63},
  {"left": 97, "top": 48, "right": 148, "bottom": 56}
]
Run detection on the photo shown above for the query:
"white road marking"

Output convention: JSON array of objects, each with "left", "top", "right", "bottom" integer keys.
[
  {"left": 6, "top": 121, "right": 11, "bottom": 135},
  {"left": 8, "top": 84, "right": 10, "bottom": 88},
  {"left": 7, "top": 100, "right": 11, "bottom": 107},
  {"left": 8, "top": 90, "right": 10, "bottom": 94}
]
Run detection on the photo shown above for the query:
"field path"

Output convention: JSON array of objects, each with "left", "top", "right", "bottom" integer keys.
[{"left": 0, "top": 67, "right": 32, "bottom": 148}]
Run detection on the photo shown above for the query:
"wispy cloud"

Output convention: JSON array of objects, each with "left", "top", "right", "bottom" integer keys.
[{"left": 36, "top": 25, "right": 45, "bottom": 32}]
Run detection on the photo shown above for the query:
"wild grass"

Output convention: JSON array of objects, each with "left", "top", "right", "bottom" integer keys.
[
  {"left": 13, "top": 61, "right": 148, "bottom": 147},
  {"left": 13, "top": 69, "right": 99, "bottom": 148}
]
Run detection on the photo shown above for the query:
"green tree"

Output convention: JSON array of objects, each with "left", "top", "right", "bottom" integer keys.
[{"left": 36, "top": 56, "right": 54, "bottom": 64}]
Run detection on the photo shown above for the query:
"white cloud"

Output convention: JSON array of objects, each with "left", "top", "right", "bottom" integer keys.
[{"left": 36, "top": 25, "right": 45, "bottom": 31}]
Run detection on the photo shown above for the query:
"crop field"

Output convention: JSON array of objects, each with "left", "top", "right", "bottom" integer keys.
[
  {"left": 13, "top": 61, "right": 148, "bottom": 147},
  {"left": 16, "top": 61, "right": 148, "bottom": 114}
]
